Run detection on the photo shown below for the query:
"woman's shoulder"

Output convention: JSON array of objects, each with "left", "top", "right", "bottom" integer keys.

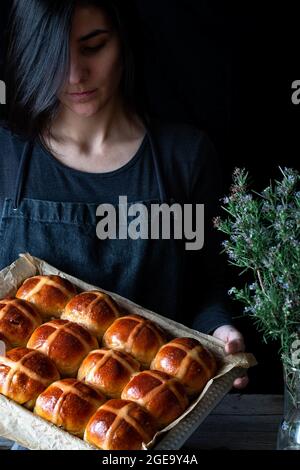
[
  {"left": 150, "top": 118, "right": 208, "bottom": 145},
  {"left": 149, "top": 118, "right": 218, "bottom": 174},
  {"left": 0, "top": 120, "right": 12, "bottom": 139},
  {"left": 0, "top": 122, "right": 22, "bottom": 198},
  {"left": 0, "top": 120, "right": 29, "bottom": 177},
  {"left": 0, "top": 120, "right": 32, "bottom": 165},
  {"left": 0, "top": 119, "right": 13, "bottom": 135},
  {"left": 147, "top": 118, "right": 219, "bottom": 200},
  {"left": 0, "top": 120, "right": 28, "bottom": 148}
]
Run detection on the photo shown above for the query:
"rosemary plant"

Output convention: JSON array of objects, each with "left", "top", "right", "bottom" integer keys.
[{"left": 214, "top": 167, "right": 300, "bottom": 367}]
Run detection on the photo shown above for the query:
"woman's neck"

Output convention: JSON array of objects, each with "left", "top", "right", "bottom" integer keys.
[
  {"left": 45, "top": 95, "right": 144, "bottom": 156},
  {"left": 40, "top": 95, "right": 146, "bottom": 173}
]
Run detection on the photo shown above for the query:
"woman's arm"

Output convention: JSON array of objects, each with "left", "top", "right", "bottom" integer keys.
[
  {"left": 182, "top": 132, "right": 248, "bottom": 389},
  {"left": 183, "top": 132, "right": 233, "bottom": 333}
]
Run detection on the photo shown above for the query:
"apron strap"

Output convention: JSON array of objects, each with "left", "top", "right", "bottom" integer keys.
[
  {"left": 146, "top": 127, "right": 169, "bottom": 204},
  {"left": 13, "top": 140, "right": 34, "bottom": 210}
]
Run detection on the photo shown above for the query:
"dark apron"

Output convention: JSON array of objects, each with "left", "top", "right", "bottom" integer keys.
[{"left": 0, "top": 126, "right": 185, "bottom": 321}]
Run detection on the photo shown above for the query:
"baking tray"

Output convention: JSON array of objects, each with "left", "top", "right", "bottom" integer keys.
[{"left": 0, "top": 253, "right": 257, "bottom": 450}]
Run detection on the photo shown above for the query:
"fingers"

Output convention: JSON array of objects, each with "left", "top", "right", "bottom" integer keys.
[
  {"left": 213, "top": 325, "right": 246, "bottom": 353},
  {"left": 213, "top": 326, "right": 249, "bottom": 389},
  {"left": 225, "top": 337, "right": 245, "bottom": 354},
  {"left": 233, "top": 375, "right": 249, "bottom": 389}
]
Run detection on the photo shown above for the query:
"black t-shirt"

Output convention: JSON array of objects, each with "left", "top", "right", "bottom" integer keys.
[{"left": 0, "top": 118, "right": 233, "bottom": 334}]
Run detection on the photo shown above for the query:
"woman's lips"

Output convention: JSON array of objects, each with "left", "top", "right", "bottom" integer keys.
[{"left": 67, "top": 89, "right": 97, "bottom": 102}]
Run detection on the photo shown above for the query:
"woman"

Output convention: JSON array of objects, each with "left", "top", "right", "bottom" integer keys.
[{"left": 2, "top": 1, "right": 248, "bottom": 448}]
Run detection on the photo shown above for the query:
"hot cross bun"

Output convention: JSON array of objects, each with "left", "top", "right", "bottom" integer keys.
[
  {"left": 0, "top": 347, "right": 59, "bottom": 409},
  {"left": 27, "top": 319, "right": 98, "bottom": 376},
  {"left": 103, "top": 314, "right": 167, "bottom": 368},
  {"left": 16, "top": 275, "right": 77, "bottom": 319}
]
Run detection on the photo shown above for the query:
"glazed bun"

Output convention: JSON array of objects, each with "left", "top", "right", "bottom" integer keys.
[
  {"left": 0, "top": 298, "right": 42, "bottom": 348},
  {"left": 0, "top": 347, "right": 60, "bottom": 409},
  {"left": 103, "top": 314, "right": 167, "bottom": 368},
  {"left": 27, "top": 319, "right": 98, "bottom": 377},
  {"left": 34, "top": 378, "right": 106, "bottom": 437},
  {"left": 151, "top": 337, "right": 218, "bottom": 396},
  {"left": 84, "top": 399, "right": 157, "bottom": 450},
  {"left": 121, "top": 370, "right": 189, "bottom": 428},
  {"left": 62, "top": 291, "right": 120, "bottom": 340},
  {"left": 16, "top": 275, "right": 77, "bottom": 319},
  {"left": 78, "top": 348, "right": 140, "bottom": 398}
]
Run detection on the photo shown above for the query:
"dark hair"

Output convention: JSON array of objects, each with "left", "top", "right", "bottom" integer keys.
[{"left": 5, "top": 0, "right": 147, "bottom": 141}]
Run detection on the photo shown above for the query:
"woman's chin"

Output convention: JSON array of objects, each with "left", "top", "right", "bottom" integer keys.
[
  {"left": 62, "top": 93, "right": 117, "bottom": 118},
  {"left": 70, "top": 102, "right": 100, "bottom": 117}
]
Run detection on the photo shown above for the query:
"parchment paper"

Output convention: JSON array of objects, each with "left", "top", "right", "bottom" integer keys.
[{"left": 0, "top": 253, "right": 257, "bottom": 450}]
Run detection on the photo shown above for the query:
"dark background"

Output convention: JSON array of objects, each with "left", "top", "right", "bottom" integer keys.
[{"left": 0, "top": 1, "right": 299, "bottom": 393}]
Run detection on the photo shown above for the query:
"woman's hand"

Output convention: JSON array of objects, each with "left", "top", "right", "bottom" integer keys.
[{"left": 212, "top": 324, "right": 249, "bottom": 390}]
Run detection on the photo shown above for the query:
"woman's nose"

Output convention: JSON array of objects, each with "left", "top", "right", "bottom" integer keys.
[{"left": 68, "top": 57, "right": 88, "bottom": 85}]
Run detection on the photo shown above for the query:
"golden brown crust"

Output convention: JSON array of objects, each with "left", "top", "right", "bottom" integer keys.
[
  {"left": 151, "top": 337, "right": 218, "bottom": 396},
  {"left": 103, "top": 314, "right": 167, "bottom": 368},
  {"left": 16, "top": 275, "right": 77, "bottom": 319},
  {"left": 62, "top": 291, "right": 120, "bottom": 340},
  {"left": 84, "top": 399, "right": 157, "bottom": 450},
  {"left": 0, "top": 298, "right": 42, "bottom": 348},
  {"left": 27, "top": 319, "right": 98, "bottom": 377},
  {"left": 0, "top": 347, "right": 60, "bottom": 409},
  {"left": 121, "top": 370, "right": 189, "bottom": 428},
  {"left": 34, "top": 378, "right": 106, "bottom": 437},
  {"left": 78, "top": 348, "right": 140, "bottom": 398}
]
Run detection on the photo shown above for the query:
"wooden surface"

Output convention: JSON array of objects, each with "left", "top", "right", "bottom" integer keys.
[
  {"left": 184, "top": 394, "right": 283, "bottom": 450},
  {"left": 0, "top": 394, "right": 284, "bottom": 451}
]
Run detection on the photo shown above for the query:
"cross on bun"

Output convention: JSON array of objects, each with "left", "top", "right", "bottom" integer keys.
[
  {"left": 0, "top": 347, "right": 60, "bottom": 409},
  {"left": 121, "top": 370, "right": 189, "bottom": 428},
  {"left": 103, "top": 314, "right": 167, "bottom": 368},
  {"left": 78, "top": 348, "right": 140, "bottom": 398},
  {"left": 34, "top": 378, "right": 106, "bottom": 437},
  {"left": 16, "top": 275, "right": 77, "bottom": 319},
  {"left": 84, "top": 399, "right": 157, "bottom": 450},
  {"left": 0, "top": 298, "right": 42, "bottom": 348},
  {"left": 62, "top": 291, "right": 121, "bottom": 340},
  {"left": 151, "top": 337, "right": 218, "bottom": 396},
  {"left": 27, "top": 319, "right": 98, "bottom": 377}
]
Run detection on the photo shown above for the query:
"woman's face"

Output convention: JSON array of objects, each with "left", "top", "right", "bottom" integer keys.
[{"left": 58, "top": 5, "right": 123, "bottom": 117}]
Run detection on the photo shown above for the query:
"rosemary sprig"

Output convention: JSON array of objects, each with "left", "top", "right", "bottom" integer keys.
[{"left": 214, "top": 167, "right": 300, "bottom": 366}]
